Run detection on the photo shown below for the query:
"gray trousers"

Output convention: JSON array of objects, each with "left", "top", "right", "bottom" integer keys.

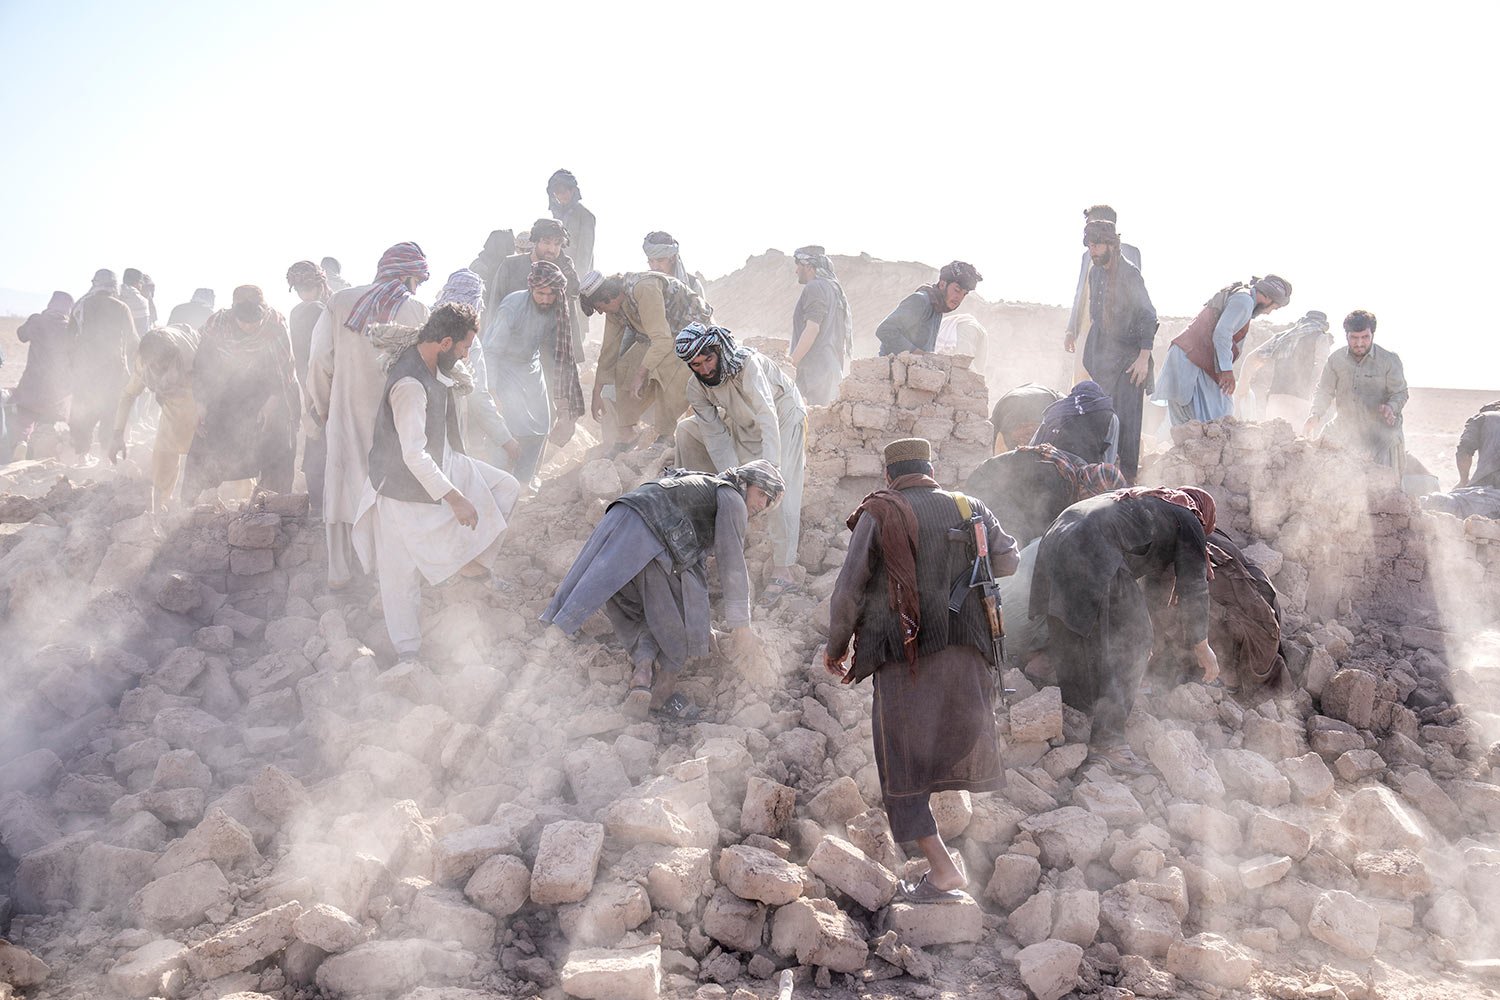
[{"left": 674, "top": 412, "right": 805, "bottom": 569}]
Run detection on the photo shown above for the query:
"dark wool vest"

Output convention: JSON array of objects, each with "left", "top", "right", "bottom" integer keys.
[
  {"left": 609, "top": 474, "right": 730, "bottom": 572},
  {"left": 368, "top": 347, "right": 466, "bottom": 504},
  {"left": 852, "top": 486, "right": 996, "bottom": 681},
  {"left": 1171, "top": 282, "right": 1252, "bottom": 377}
]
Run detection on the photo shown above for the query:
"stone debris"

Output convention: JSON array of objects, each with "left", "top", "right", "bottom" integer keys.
[{"left": 1016, "top": 939, "right": 1083, "bottom": 1000}]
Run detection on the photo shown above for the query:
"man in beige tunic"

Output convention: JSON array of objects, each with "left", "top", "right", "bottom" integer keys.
[
  {"left": 308, "top": 242, "right": 431, "bottom": 588},
  {"left": 1303, "top": 309, "right": 1408, "bottom": 475},
  {"left": 673, "top": 324, "right": 807, "bottom": 606}
]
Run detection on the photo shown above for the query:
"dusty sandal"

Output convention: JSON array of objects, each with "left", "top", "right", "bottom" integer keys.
[
  {"left": 757, "top": 578, "right": 799, "bottom": 608},
  {"left": 653, "top": 692, "right": 701, "bottom": 721},
  {"left": 897, "top": 873, "right": 968, "bottom": 904},
  {"left": 622, "top": 685, "right": 652, "bottom": 719},
  {"left": 1091, "top": 744, "right": 1153, "bottom": 776}
]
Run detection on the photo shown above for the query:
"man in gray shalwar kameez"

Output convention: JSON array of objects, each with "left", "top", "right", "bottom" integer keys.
[{"left": 790, "top": 245, "right": 854, "bottom": 405}]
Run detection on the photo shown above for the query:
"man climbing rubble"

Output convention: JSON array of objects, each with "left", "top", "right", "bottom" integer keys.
[
  {"left": 674, "top": 323, "right": 807, "bottom": 608},
  {"left": 874, "top": 260, "right": 982, "bottom": 356},
  {"left": 825, "top": 437, "right": 1018, "bottom": 901},
  {"left": 353, "top": 304, "right": 521, "bottom": 662},
  {"left": 542, "top": 460, "right": 785, "bottom": 721},
  {"left": 1304, "top": 308, "right": 1408, "bottom": 475}
]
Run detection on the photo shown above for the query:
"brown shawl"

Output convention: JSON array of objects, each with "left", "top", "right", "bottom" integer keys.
[{"left": 846, "top": 472, "right": 938, "bottom": 669}]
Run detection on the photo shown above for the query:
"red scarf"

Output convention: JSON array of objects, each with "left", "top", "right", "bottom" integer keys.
[{"left": 847, "top": 473, "right": 939, "bottom": 669}]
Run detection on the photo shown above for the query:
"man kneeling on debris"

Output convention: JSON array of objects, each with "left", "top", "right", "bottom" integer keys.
[
  {"left": 674, "top": 323, "right": 808, "bottom": 608},
  {"left": 1030, "top": 487, "right": 1219, "bottom": 775},
  {"left": 542, "top": 459, "right": 786, "bottom": 720},
  {"left": 353, "top": 304, "right": 522, "bottom": 662},
  {"left": 825, "top": 438, "right": 1018, "bottom": 901}
]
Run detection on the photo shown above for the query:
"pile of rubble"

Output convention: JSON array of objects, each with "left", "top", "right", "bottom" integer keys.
[{"left": 1, "top": 359, "right": 1499, "bottom": 1000}]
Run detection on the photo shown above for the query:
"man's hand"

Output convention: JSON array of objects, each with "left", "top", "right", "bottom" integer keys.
[
  {"left": 109, "top": 439, "right": 127, "bottom": 465},
  {"left": 1064, "top": 331, "right": 1078, "bottom": 354},
  {"left": 590, "top": 384, "right": 606, "bottom": 422},
  {"left": 823, "top": 645, "right": 850, "bottom": 681},
  {"left": 501, "top": 438, "right": 521, "bottom": 463},
  {"left": 1379, "top": 403, "right": 1397, "bottom": 427},
  {"left": 1126, "top": 350, "right": 1151, "bottom": 387},
  {"left": 445, "top": 489, "right": 479, "bottom": 529},
  {"left": 1215, "top": 372, "right": 1237, "bottom": 395},
  {"left": 1194, "top": 639, "right": 1220, "bottom": 685},
  {"left": 629, "top": 366, "right": 649, "bottom": 401}
]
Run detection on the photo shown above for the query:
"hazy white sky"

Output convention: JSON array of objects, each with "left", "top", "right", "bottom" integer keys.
[{"left": 1, "top": 1, "right": 1493, "bottom": 388}]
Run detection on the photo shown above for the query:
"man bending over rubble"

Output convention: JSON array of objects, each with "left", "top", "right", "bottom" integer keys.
[
  {"left": 875, "top": 261, "right": 981, "bottom": 356},
  {"left": 353, "top": 304, "right": 522, "bottom": 662},
  {"left": 542, "top": 460, "right": 785, "bottom": 721},
  {"left": 825, "top": 437, "right": 1018, "bottom": 901},
  {"left": 1422, "top": 399, "right": 1500, "bottom": 518}
]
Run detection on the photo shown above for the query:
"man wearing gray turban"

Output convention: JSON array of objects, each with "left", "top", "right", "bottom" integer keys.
[
  {"left": 644, "top": 231, "right": 707, "bottom": 301},
  {"left": 1155, "top": 274, "right": 1292, "bottom": 427},
  {"left": 1066, "top": 205, "right": 1142, "bottom": 383}
]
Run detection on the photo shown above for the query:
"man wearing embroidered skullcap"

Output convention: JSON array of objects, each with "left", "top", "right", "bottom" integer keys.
[
  {"left": 353, "top": 304, "right": 523, "bottom": 662},
  {"left": 875, "top": 261, "right": 982, "bottom": 356},
  {"left": 1066, "top": 205, "right": 1142, "bottom": 382},
  {"left": 545, "top": 460, "right": 784, "bottom": 720},
  {"left": 826, "top": 437, "right": 1018, "bottom": 902},
  {"left": 1303, "top": 309, "right": 1408, "bottom": 474},
  {"left": 1155, "top": 274, "right": 1291, "bottom": 427},
  {"left": 482, "top": 260, "right": 585, "bottom": 489},
  {"left": 1076, "top": 218, "right": 1157, "bottom": 481},
  {"left": 67, "top": 268, "right": 138, "bottom": 463},
  {"left": 581, "top": 269, "right": 713, "bottom": 449},
  {"left": 675, "top": 323, "right": 807, "bottom": 607},
  {"left": 167, "top": 288, "right": 216, "bottom": 332},
  {"left": 643, "top": 231, "right": 708, "bottom": 301},
  {"left": 791, "top": 245, "right": 854, "bottom": 405},
  {"left": 309, "top": 242, "right": 431, "bottom": 588},
  {"left": 485, "top": 217, "right": 584, "bottom": 355}
]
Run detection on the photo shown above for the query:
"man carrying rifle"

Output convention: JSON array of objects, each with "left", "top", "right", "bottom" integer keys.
[{"left": 825, "top": 437, "right": 1019, "bottom": 902}]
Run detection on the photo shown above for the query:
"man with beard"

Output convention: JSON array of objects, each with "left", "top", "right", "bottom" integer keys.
[
  {"left": 7, "top": 291, "right": 75, "bottom": 460},
  {"left": 674, "top": 324, "right": 807, "bottom": 606},
  {"left": 354, "top": 304, "right": 522, "bottom": 662},
  {"left": 790, "top": 245, "right": 854, "bottom": 405},
  {"left": 825, "top": 438, "right": 1018, "bottom": 900},
  {"left": 547, "top": 168, "right": 595, "bottom": 276},
  {"left": 287, "top": 261, "right": 332, "bottom": 515},
  {"left": 582, "top": 269, "right": 713, "bottom": 448},
  {"left": 1304, "top": 310, "right": 1408, "bottom": 473},
  {"left": 309, "top": 242, "right": 431, "bottom": 588},
  {"left": 183, "top": 286, "right": 301, "bottom": 499},
  {"left": 1242, "top": 310, "right": 1332, "bottom": 423},
  {"left": 109, "top": 323, "right": 200, "bottom": 511},
  {"left": 487, "top": 218, "right": 583, "bottom": 355},
  {"left": 1065, "top": 206, "right": 1142, "bottom": 383},
  {"left": 1074, "top": 219, "right": 1157, "bottom": 482},
  {"left": 1156, "top": 274, "right": 1293, "bottom": 427},
  {"left": 875, "top": 261, "right": 982, "bottom": 356},
  {"left": 167, "top": 288, "right": 216, "bottom": 331},
  {"left": 484, "top": 260, "right": 585, "bottom": 488},
  {"left": 68, "top": 269, "right": 138, "bottom": 462},
  {"left": 643, "top": 231, "right": 707, "bottom": 300},
  {"left": 544, "top": 461, "right": 785, "bottom": 720}
]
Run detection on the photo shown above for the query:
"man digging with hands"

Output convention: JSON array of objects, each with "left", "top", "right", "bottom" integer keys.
[{"left": 824, "top": 438, "right": 1019, "bottom": 901}]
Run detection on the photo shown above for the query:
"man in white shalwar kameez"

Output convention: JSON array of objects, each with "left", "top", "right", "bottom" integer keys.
[
  {"left": 353, "top": 304, "right": 521, "bottom": 660},
  {"left": 308, "top": 242, "right": 431, "bottom": 588}
]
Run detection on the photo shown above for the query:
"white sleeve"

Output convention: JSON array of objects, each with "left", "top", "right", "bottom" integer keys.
[{"left": 391, "top": 377, "right": 457, "bottom": 501}]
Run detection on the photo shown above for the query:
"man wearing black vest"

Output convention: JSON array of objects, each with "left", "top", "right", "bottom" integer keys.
[
  {"left": 353, "top": 304, "right": 522, "bottom": 662},
  {"left": 825, "top": 438, "right": 1019, "bottom": 901}
]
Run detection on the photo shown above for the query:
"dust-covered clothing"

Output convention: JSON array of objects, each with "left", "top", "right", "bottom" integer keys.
[
  {"left": 484, "top": 288, "right": 569, "bottom": 482},
  {"left": 1459, "top": 411, "right": 1500, "bottom": 490},
  {"left": 1067, "top": 244, "right": 1142, "bottom": 383},
  {"left": 875, "top": 287, "right": 944, "bottom": 356},
  {"left": 12, "top": 307, "right": 74, "bottom": 425},
  {"left": 596, "top": 272, "right": 711, "bottom": 440},
  {"left": 1154, "top": 286, "right": 1254, "bottom": 426},
  {"left": 1308, "top": 344, "right": 1408, "bottom": 474},
  {"left": 990, "top": 383, "right": 1060, "bottom": 452},
  {"left": 674, "top": 350, "right": 807, "bottom": 567},
  {"left": 167, "top": 299, "right": 214, "bottom": 332},
  {"left": 1031, "top": 493, "right": 1209, "bottom": 745},
  {"left": 308, "top": 282, "right": 430, "bottom": 585},
  {"left": 553, "top": 201, "right": 596, "bottom": 277},
  {"left": 119, "top": 284, "right": 152, "bottom": 341},
  {"left": 289, "top": 298, "right": 329, "bottom": 513},
  {"left": 791, "top": 275, "right": 853, "bottom": 404},
  {"left": 113, "top": 325, "right": 199, "bottom": 505},
  {"left": 1081, "top": 256, "right": 1156, "bottom": 481},
  {"left": 68, "top": 290, "right": 138, "bottom": 452}
]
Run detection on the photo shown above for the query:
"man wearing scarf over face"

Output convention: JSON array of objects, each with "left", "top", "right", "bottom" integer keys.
[
  {"left": 309, "top": 242, "right": 430, "bottom": 588},
  {"left": 1030, "top": 380, "right": 1121, "bottom": 466},
  {"left": 68, "top": 269, "right": 138, "bottom": 462},
  {"left": 674, "top": 324, "right": 807, "bottom": 605},
  {"left": 825, "top": 438, "right": 1018, "bottom": 902},
  {"left": 544, "top": 460, "right": 785, "bottom": 720},
  {"left": 182, "top": 286, "right": 301, "bottom": 500},
  {"left": 1155, "top": 274, "right": 1292, "bottom": 427},
  {"left": 1077, "top": 219, "right": 1157, "bottom": 482},
  {"left": 790, "top": 245, "right": 855, "bottom": 405},
  {"left": 353, "top": 304, "right": 522, "bottom": 662},
  {"left": 483, "top": 260, "right": 585, "bottom": 488},
  {"left": 875, "top": 261, "right": 982, "bottom": 357},
  {"left": 1030, "top": 486, "right": 1219, "bottom": 775}
]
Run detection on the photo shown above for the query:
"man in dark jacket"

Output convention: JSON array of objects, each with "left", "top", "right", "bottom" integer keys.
[
  {"left": 875, "top": 261, "right": 982, "bottom": 356},
  {"left": 68, "top": 269, "right": 138, "bottom": 461},
  {"left": 1077, "top": 219, "right": 1156, "bottom": 482},
  {"left": 826, "top": 437, "right": 1019, "bottom": 901}
]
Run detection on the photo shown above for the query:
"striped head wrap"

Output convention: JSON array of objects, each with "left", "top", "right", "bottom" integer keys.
[
  {"left": 436, "top": 269, "right": 486, "bottom": 311},
  {"left": 1253, "top": 274, "right": 1293, "bottom": 307},
  {"left": 285, "top": 260, "right": 328, "bottom": 294},
  {"left": 578, "top": 270, "right": 605, "bottom": 297},
  {"left": 643, "top": 232, "right": 680, "bottom": 260},
  {"left": 527, "top": 260, "right": 568, "bottom": 292},
  {"left": 794, "top": 245, "right": 838, "bottom": 281},
  {"left": 721, "top": 459, "right": 786, "bottom": 507},
  {"left": 675, "top": 322, "right": 752, "bottom": 386},
  {"left": 1015, "top": 444, "right": 1127, "bottom": 502},
  {"left": 344, "top": 241, "right": 430, "bottom": 336}
]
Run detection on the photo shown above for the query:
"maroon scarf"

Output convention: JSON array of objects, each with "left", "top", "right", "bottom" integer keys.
[{"left": 846, "top": 473, "right": 939, "bottom": 669}]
